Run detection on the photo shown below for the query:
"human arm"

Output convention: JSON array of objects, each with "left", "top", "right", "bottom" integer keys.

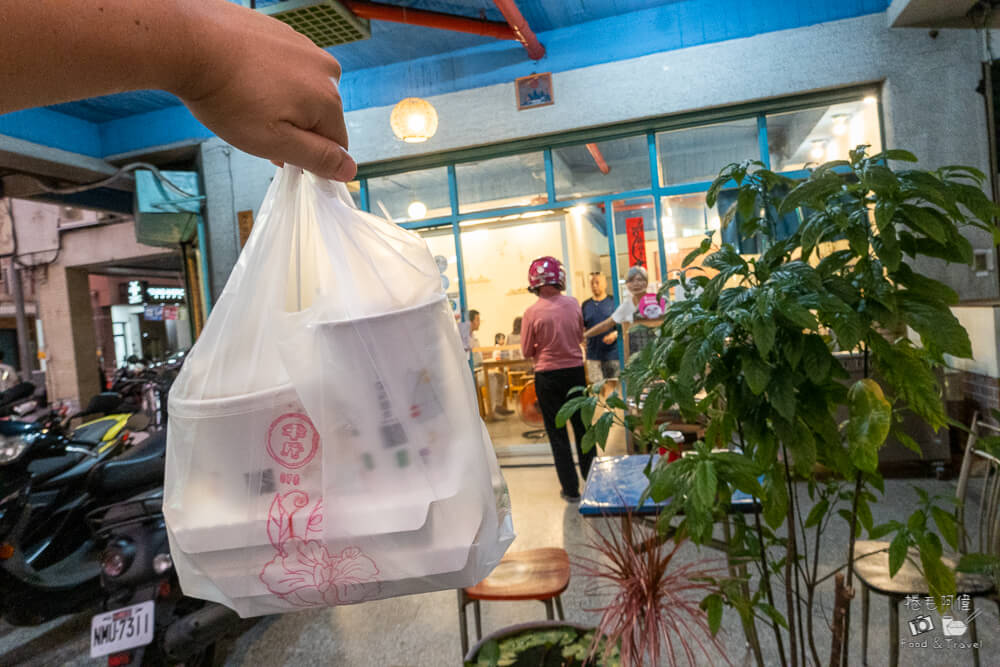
[
  {"left": 583, "top": 317, "right": 616, "bottom": 339},
  {"left": 602, "top": 330, "right": 619, "bottom": 345},
  {"left": 0, "top": 0, "right": 356, "bottom": 181},
  {"left": 520, "top": 312, "right": 536, "bottom": 359}
]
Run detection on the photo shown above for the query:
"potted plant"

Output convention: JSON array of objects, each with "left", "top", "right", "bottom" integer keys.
[
  {"left": 464, "top": 514, "right": 729, "bottom": 666},
  {"left": 559, "top": 146, "right": 1000, "bottom": 666}
]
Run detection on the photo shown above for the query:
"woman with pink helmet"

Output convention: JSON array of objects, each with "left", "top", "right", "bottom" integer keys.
[{"left": 520, "top": 256, "right": 594, "bottom": 501}]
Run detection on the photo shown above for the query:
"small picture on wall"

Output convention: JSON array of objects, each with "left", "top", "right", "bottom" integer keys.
[{"left": 516, "top": 73, "right": 554, "bottom": 110}]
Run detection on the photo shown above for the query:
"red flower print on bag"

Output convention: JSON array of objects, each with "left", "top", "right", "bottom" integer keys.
[{"left": 259, "top": 491, "right": 380, "bottom": 606}]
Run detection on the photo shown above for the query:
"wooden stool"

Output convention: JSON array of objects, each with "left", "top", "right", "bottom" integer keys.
[{"left": 457, "top": 548, "right": 571, "bottom": 656}]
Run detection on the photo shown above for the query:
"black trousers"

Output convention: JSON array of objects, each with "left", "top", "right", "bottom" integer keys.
[{"left": 534, "top": 365, "right": 595, "bottom": 496}]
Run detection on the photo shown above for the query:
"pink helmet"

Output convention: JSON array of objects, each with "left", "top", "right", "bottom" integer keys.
[{"left": 528, "top": 256, "right": 566, "bottom": 293}]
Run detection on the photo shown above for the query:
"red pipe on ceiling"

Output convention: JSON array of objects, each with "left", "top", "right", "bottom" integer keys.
[
  {"left": 585, "top": 143, "right": 611, "bottom": 175},
  {"left": 492, "top": 0, "right": 546, "bottom": 60},
  {"left": 342, "top": 1, "right": 516, "bottom": 40}
]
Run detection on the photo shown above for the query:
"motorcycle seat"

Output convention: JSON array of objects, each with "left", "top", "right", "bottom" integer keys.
[
  {"left": 87, "top": 430, "right": 166, "bottom": 498},
  {"left": 27, "top": 452, "right": 85, "bottom": 481},
  {"left": 70, "top": 417, "right": 122, "bottom": 447}
]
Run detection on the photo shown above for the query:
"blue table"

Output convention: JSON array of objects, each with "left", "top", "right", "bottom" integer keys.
[{"left": 579, "top": 455, "right": 759, "bottom": 516}]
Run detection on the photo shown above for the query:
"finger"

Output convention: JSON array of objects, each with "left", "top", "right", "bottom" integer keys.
[
  {"left": 274, "top": 124, "right": 357, "bottom": 181},
  {"left": 309, "top": 82, "right": 350, "bottom": 151}
]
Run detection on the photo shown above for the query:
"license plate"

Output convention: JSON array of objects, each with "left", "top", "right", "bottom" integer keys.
[{"left": 89, "top": 600, "right": 154, "bottom": 658}]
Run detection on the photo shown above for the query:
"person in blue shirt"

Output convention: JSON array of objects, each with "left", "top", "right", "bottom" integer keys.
[{"left": 580, "top": 273, "right": 620, "bottom": 388}]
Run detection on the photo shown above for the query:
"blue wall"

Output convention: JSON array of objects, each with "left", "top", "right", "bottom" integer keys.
[{"left": 1, "top": 0, "right": 890, "bottom": 159}]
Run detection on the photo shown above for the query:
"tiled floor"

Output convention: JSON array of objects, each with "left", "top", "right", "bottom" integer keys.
[{"left": 2, "top": 462, "right": 997, "bottom": 666}]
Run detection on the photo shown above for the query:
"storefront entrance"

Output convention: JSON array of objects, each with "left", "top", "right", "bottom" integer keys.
[{"left": 358, "top": 88, "right": 884, "bottom": 459}]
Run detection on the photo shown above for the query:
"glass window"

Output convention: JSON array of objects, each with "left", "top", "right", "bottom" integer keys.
[
  {"left": 659, "top": 193, "right": 725, "bottom": 281},
  {"left": 551, "top": 135, "right": 650, "bottom": 200},
  {"left": 610, "top": 197, "right": 662, "bottom": 292},
  {"left": 367, "top": 167, "right": 450, "bottom": 223},
  {"left": 417, "top": 225, "right": 460, "bottom": 314},
  {"left": 657, "top": 118, "right": 759, "bottom": 187},
  {"left": 766, "top": 98, "right": 882, "bottom": 172},
  {"left": 346, "top": 181, "right": 363, "bottom": 208},
  {"left": 456, "top": 152, "right": 547, "bottom": 214}
]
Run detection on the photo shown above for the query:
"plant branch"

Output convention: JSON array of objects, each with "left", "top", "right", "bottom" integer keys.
[{"left": 781, "top": 446, "right": 800, "bottom": 667}]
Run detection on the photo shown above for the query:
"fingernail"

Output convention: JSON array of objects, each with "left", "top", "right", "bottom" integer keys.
[{"left": 333, "top": 155, "right": 357, "bottom": 182}]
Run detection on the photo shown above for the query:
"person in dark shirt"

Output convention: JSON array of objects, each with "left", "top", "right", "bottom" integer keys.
[{"left": 580, "top": 273, "right": 619, "bottom": 387}]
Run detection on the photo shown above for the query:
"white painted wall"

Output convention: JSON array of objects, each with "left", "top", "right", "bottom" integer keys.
[{"left": 949, "top": 306, "right": 1000, "bottom": 377}]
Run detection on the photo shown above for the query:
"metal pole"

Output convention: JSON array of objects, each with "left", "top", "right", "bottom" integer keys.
[{"left": 8, "top": 261, "right": 32, "bottom": 380}]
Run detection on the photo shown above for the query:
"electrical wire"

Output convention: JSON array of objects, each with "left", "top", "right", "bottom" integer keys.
[{"left": 19, "top": 161, "right": 197, "bottom": 199}]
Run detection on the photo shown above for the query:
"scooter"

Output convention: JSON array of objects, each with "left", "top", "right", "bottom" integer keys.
[
  {"left": 89, "top": 488, "right": 243, "bottom": 666},
  {"left": 0, "top": 392, "right": 159, "bottom": 626}
]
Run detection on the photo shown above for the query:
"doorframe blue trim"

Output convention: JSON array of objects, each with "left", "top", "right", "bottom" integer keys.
[
  {"left": 447, "top": 165, "right": 468, "bottom": 319},
  {"left": 543, "top": 148, "right": 557, "bottom": 203},
  {"left": 648, "top": 132, "right": 668, "bottom": 281}
]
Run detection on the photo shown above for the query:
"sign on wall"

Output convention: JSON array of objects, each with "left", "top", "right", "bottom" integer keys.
[
  {"left": 625, "top": 217, "right": 647, "bottom": 269},
  {"left": 125, "top": 280, "right": 186, "bottom": 305},
  {"left": 515, "top": 73, "right": 554, "bottom": 110}
]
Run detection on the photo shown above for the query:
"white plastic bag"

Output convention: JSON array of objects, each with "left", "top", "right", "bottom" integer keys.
[{"left": 164, "top": 167, "right": 514, "bottom": 617}]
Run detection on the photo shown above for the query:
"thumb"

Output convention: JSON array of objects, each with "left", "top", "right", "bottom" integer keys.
[{"left": 274, "top": 124, "right": 357, "bottom": 181}]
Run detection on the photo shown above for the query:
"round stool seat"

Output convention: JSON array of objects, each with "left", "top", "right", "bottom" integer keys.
[{"left": 463, "top": 547, "right": 570, "bottom": 601}]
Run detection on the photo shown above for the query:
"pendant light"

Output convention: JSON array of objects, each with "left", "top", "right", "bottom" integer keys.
[{"left": 390, "top": 97, "right": 439, "bottom": 143}]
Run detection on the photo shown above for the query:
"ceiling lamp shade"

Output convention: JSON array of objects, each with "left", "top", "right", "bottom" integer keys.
[{"left": 390, "top": 98, "right": 439, "bottom": 143}]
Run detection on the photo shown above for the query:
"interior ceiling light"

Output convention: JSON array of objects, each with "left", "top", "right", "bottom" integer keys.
[
  {"left": 832, "top": 115, "right": 849, "bottom": 136},
  {"left": 864, "top": 95, "right": 877, "bottom": 105},
  {"left": 390, "top": 97, "right": 439, "bottom": 143},
  {"left": 407, "top": 201, "right": 427, "bottom": 219},
  {"left": 810, "top": 140, "right": 826, "bottom": 160}
]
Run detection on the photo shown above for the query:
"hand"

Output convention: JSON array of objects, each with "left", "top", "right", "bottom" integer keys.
[
  {"left": 602, "top": 331, "right": 618, "bottom": 345},
  {"left": 175, "top": 1, "right": 356, "bottom": 181}
]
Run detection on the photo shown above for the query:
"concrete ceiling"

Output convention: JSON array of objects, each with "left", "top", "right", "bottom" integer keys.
[{"left": 889, "top": 0, "right": 999, "bottom": 28}]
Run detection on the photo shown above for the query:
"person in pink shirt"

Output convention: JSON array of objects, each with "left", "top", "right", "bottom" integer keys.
[{"left": 521, "top": 256, "right": 594, "bottom": 501}]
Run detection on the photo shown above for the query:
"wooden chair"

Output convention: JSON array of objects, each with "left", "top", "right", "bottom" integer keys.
[
  {"left": 853, "top": 414, "right": 1000, "bottom": 667},
  {"left": 457, "top": 548, "right": 571, "bottom": 656}
]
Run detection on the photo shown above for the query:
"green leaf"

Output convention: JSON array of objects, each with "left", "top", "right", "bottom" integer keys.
[
  {"left": 702, "top": 594, "right": 724, "bottom": 636},
  {"left": 769, "top": 370, "right": 797, "bottom": 422},
  {"left": 805, "top": 497, "right": 830, "bottom": 528},
  {"left": 777, "top": 298, "right": 818, "bottom": 330},
  {"left": 693, "top": 461, "right": 719, "bottom": 511},
  {"left": 604, "top": 394, "right": 626, "bottom": 411},
  {"left": 779, "top": 173, "right": 842, "bottom": 216},
  {"left": 898, "top": 292, "right": 972, "bottom": 359},
  {"left": 476, "top": 639, "right": 500, "bottom": 667},
  {"left": 931, "top": 506, "right": 959, "bottom": 551},
  {"left": 683, "top": 236, "right": 713, "bottom": 268},
  {"left": 742, "top": 355, "right": 771, "bottom": 396},
  {"left": 888, "top": 531, "right": 909, "bottom": 577},
  {"left": 868, "top": 522, "right": 897, "bottom": 540},
  {"left": 801, "top": 335, "right": 832, "bottom": 384},
  {"left": 956, "top": 552, "right": 1000, "bottom": 574},
  {"left": 899, "top": 204, "right": 948, "bottom": 244},
  {"left": 875, "top": 149, "right": 919, "bottom": 163},
  {"left": 737, "top": 187, "right": 758, "bottom": 223},
  {"left": 763, "top": 468, "right": 789, "bottom": 529},
  {"left": 555, "top": 396, "right": 589, "bottom": 428},
  {"left": 757, "top": 602, "right": 789, "bottom": 630},
  {"left": 846, "top": 379, "right": 892, "bottom": 473},
  {"left": 784, "top": 334, "right": 805, "bottom": 369},
  {"left": 857, "top": 498, "right": 874, "bottom": 532},
  {"left": 751, "top": 315, "right": 776, "bottom": 359}
]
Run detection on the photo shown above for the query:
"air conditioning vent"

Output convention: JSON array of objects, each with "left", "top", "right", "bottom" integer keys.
[{"left": 257, "top": 0, "right": 370, "bottom": 48}]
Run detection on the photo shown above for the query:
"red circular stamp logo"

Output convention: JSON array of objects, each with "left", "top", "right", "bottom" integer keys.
[{"left": 267, "top": 413, "right": 319, "bottom": 470}]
